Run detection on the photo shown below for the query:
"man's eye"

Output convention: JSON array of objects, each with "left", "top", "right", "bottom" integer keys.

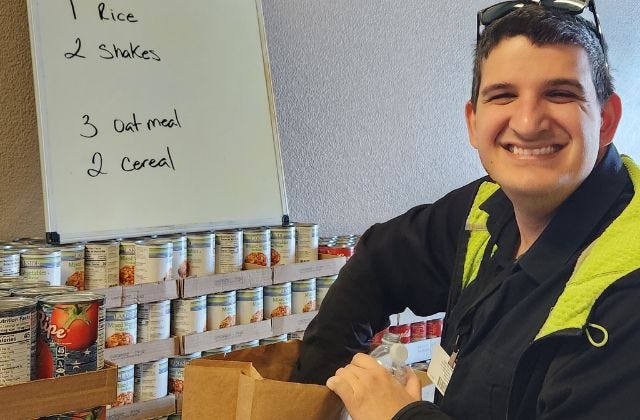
[
  {"left": 547, "top": 91, "right": 581, "bottom": 101},
  {"left": 485, "top": 93, "right": 515, "bottom": 103}
]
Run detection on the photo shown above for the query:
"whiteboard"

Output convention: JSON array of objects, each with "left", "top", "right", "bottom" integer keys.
[{"left": 27, "top": 0, "right": 287, "bottom": 244}]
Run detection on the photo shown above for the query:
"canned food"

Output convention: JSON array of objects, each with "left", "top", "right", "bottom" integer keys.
[
  {"left": 316, "top": 275, "right": 337, "bottom": 308},
  {"left": 168, "top": 235, "right": 188, "bottom": 280},
  {"left": 169, "top": 352, "right": 201, "bottom": 395},
  {"left": 0, "top": 297, "right": 37, "bottom": 385},
  {"left": 236, "top": 287, "right": 263, "bottom": 324},
  {"left": 206, "top": 291, "right": 236, "bottom": 330},
  {"left": 318, "top": 245, "right": 355, "bottom": 260},
  {"left": 259, "top": 334, "right": 288, "bottom": 346},
  {"left": 10, "top": 285, "right": 77, "bottom": 298},
  {"left": 119, "top": 240, "right": 137, "bottom": 286},
  {"left": 85, "top": 241, "right": 119, "bottom": 289},
  {"left": 270, "top": 225, "right": 295, "bottom": 266},
  {"left": 0, "top": 248, "right": 21, "bottom": 276},
  {"left": 106, "top": 304, "right": 137, "bottom": 348},
  {"left": 242, "top": 228, "right": 270, "bottom": 269},
  {"left": 135, "top": 240, "right": 173, "bottom": 284},
  {"left": 0, "top": 280, "right": 51, "bottom": 291},
  {"left": 187, "top": 233, "right": 215, "bottom": 277},
  {"left": 56, "top": 244, "right": 85, "bottom": 290},
  {"left": 410, "top": 321, "right": 427, "bottom": 342},
  {"left": 291, "top": 279, "right": 316, "bottom": 314},
  {"left": 201, "top": 345, "right": 232, "bottom": 357},
  {"left": 426, "top": 319, "right": 443, "bottom": 338},
  {"left": 410, "top": 361, "right": 430, "bottom": 372},
  {"left": 263, "top": 283, "right": 291, "bottom": 319},
  {"left": 114, "top": 364, "right": 134, "bottom": 407},
  {"left": 36, "top": 292, "right": 105, "bottom": 378},
  {"left": 20, "top": 249, "right": 62, "bottom": 285},
  {"left": 171, "top": 296, "right": 206, "bottom": 336},
  {"left": 137, "top": 300, "right": 171, "bottom": 342},
  {"left": 231, "top": 340, "right": 259, "bottom": 351},
  {"left": 288, "top": 331, "right": 305, "bottom": 341},
  {"left": 134, "top": 358, "right": 168, "bottom": 402},
  {"left": 295, "top": 223, "right": 319, "bottom": 263},
  {"left": 214, "top": 229, "right": 243, "bottom": 274},
  {"left": 389, "top": 324, "right": 411, "bottom": 344},
  {"left": 371, "top": 328, "right": 389, "bottom": 348}
]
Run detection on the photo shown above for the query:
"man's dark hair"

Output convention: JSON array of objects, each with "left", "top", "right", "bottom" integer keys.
[{"left": 471, "top": 4, "right": 613, "bottom": 109}]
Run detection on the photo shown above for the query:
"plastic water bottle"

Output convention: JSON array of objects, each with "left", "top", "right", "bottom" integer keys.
[{"left": 369, "top": 331, "right": 409, "bottom": 385}]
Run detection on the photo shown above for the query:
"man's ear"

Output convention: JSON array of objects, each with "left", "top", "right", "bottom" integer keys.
[
  {"left": 465, "top": 101, "right": 479, "bottom": 149},
  {"left": 599, "top": 92, "right": 622, "bottom": 149}
]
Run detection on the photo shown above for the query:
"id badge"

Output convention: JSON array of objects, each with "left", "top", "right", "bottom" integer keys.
[{"left": 426, "top": 344, "right": 457, "bottom": 396}]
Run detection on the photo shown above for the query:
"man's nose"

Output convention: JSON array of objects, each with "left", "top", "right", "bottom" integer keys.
[{"left": 508, "top": 97, "right": 551, "bottom": 140}]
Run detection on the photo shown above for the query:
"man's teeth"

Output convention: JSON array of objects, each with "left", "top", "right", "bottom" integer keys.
[{"left": 508, "top": 145, "right": 558, "bottom": 156}]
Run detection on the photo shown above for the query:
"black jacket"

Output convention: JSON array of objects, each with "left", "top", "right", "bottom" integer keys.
[{"left": 292, "top": 146, "right": 640, "bottom": 419}]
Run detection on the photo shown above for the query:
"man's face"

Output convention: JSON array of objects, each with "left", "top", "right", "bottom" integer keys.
[{"left": 466, "top": 35, "right": 616, "bottom": 207}]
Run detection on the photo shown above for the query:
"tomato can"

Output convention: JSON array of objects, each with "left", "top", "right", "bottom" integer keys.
[
  {"left": 259, "top": 334, "right": 288, "bottom": 346},
  {"left": 36, "top": 292, "right": 105, "bottom": 378},
  {"left": 135, "top": 239, "right": 173, "bottom": 284},
  {"left": 263, "top": 283, "right": 291, "bottom": 319},
  {"left": 426, "top": 319, "right": 443, "bottom": 338},
  {"left": 231, "top": 340, "right": 259, "bottom": 351},
  {"left": 242, "top": 228, "right": 271, "bottom": 269},
  {"left": 55, "top": 244, "right": 85, "bottom": 290},
  {"left": 269, "top": 225, "right": 295, "bottom": 266},
  {"left": 389, "top": 324, "right": 411, "bottom": 344},
  {"left": 169, "top": 352, "right": 201, "bottom": 395},
  {"left": 171, "top": 296, "right": 206, "bottom": 336},
  {"left": 292, "top": 279, "right": 316, "bottom": 314},
  {"left": 0, "top": 297, "right": 37, "bottom": 385},
  {"left": 187, "top": 233, "right": 215, "bottom": 277},
  {"left": 11, "top": 285, "right": 77, "bottom": 298},
  {"left": 316, "top": 275, "right": 337, "bottom": 308},
  {"left": 206, "top": 291, "right": 236, "bottom": 330},
  {"left": 134, "top": 358, "right": 168, "bottom": 402},
  {"left": 318, "top": 245, "right": 355, "bottom": 260},
  {"left": 85, "top": 241, "right": 119, "bottom": 289},
  {"left": 295, "top": 223, "right": 319, "bottom": 263},
  {"left": 410, "top": 321, "right": 427, "bottom": 342},
  {"left": 106, "top": 304, "right": 137, "bottom": 348},
  {"left": 113, "top": 364, "right": 134, "bottom": 407},
  {"left": 201, "top": 345, "right": 231, "bottom": 357},
  {"left": 119, "top": 240, "right": 137, "bottom": 286},
  {"left": 167, "top": 235, "right": 188, "bottom": 280},
  {"left": 288, "top": 331, "right": 305, "bottom": 340},
  {"left": 236, "top": 287, "right": 264, "bottom": 324},
  {"left": 137, "top": 300, "right": 171, "bottom": 342},
  {"left": 0, "top": 248, "right": 21, "bottom": 276},
  {"left": 20, "top": 249, "right": 62, "bottom": 285},
  {"left": 214, "top": 229, "right": 243, "bottom": 274}
]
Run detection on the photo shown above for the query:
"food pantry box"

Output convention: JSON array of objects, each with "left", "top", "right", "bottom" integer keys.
[
  {"left": 182, "top": 340, "right": 345, "bottom": 419},
  {"left": 2, "top": 363, "right": 117, "bottom": 419}
]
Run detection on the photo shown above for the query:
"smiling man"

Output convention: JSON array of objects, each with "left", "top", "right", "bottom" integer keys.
[{"left": 292, "top": 2, "right": 640, "bottom": 419}]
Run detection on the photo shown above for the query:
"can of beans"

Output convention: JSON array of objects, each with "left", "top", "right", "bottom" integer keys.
[
  {"left": 20, "top": 249, "right": 62, "bottom": 285},
  {"left": 295, "top": 223, "right": 319, "bottom": 262},
  {"left": 113, "top": 364, "right": 134, "bottom": 407},
  {"left": 169, "top": 352, "right": 201, "bottom": 395},
  {"left": 135, "top": 239, "right": 173, "bottom": 284},
  {"left": 214, "top": 229, "right": 243, "bottom": 274},
  {"left": 242, "top": 228, "right": 270, "bottom": 269},
  {"left": 410, "top": 321, "right": 427, "bottom": 342},
  {"left": 85, "top": 241, "right": 119, "bottom": 289},
  {"left": 202, "top": 345, "right": 231, "bottom": 357},
  {"left": 11, "top": 285, "right": 77, "bottom": 299},
  {"left": 187, "top": 233, "right": 215, "bottom": 277},
  {"left": 292, "top": 279, "right": 316, "bottom": 314},
  {"left": 232, "top": 340, "right": 259, "bottom": 351},
  {"left": 134, "top": 358, "right": 168, "bottom": 402},
  {"left": 389, "top": 324, "right": 411, "bottom": 344},
  {"left": 0, "top": 248, "right": 21, "bottom": 276},
  {"left": 171, "top": 296, "right": 206, "bottom": 336},
  {"left": 119, "top": 240, "right": 137, "bottom": 286},
  {"left": 105, "top": 304, "right": 137, "bottom": 348},
  {"left": 0, "top": 297, "right": 37, "bottom": 385},
  {"left": 236, "top": 287, "right": 264, "bottom": 324},
  {"left": 263, "top": 283, "right": 291, "bottom": 319},
  {"left": 259, "top": 334, "right": 288, "bottom": 346},
  {"left": 269, "top": 225, "right": 295, "bottom": 266},
  {"left": 137, "top": 300, "right": 171, "bottom": 342},
  {"left": 206, "top": 291, "right": 236, "bottom": 330},
  {"left": 56, "top": 244, "right": 85, "bottom": 290},
  {"left": 426, "top": 319, "right": 443, "bottom": 338},
  {"left": 168, "top": 235, "right": 188, "bottom": 280},
  {"left": 36, "top": 292, "right": 105, "bottom": 378},
  {"left": 316, "top": 275, "right": 337, "bottom": 308}
]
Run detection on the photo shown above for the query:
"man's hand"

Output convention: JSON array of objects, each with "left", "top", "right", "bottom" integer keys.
[{"left": 326, "top": 353, "right": 422, "bottom": 420}]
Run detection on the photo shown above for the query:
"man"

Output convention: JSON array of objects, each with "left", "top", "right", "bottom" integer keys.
[{"left": 292, "top": 2, "right": 640, "bottom": 419}]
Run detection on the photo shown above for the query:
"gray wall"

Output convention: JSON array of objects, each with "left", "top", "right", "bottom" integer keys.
[{"left": 262, "top": 1, "right": 640, "bottom": 236}]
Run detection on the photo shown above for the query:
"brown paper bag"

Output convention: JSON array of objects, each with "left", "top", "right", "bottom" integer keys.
[{"left": 182, "top": 340, "right": 345, "bottom": 420}]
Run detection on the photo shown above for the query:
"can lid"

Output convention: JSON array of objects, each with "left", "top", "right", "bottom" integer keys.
[
  {"left": 0, "top": 297, "right": 38, "bottom": 309},
  {"left": 11, "top": 286, "right": 78, "bottom": 298},
  {"left": 39, "top": 292, "right": 105, "bottom": 304}
]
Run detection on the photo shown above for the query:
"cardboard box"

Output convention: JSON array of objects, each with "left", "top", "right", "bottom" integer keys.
[
  {"left": 272, "top": 258, "right": 346, "bottom": 284},
  {"left": 104, "top": 337, "right": 181, "bottom": 366},
  {"left": 107, "top": 394, "right": 176, "bottom": 420},
  {"left": 3, "top": 363, "right": 117, "bottom": 419},
  {"left": 182, "top": 340, "right": 344, "bottom": 419}
]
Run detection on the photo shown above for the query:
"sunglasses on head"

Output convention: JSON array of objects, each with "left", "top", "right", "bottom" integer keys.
[{"left": 477, "top": 0, "right": 607, "bottom": 59}]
